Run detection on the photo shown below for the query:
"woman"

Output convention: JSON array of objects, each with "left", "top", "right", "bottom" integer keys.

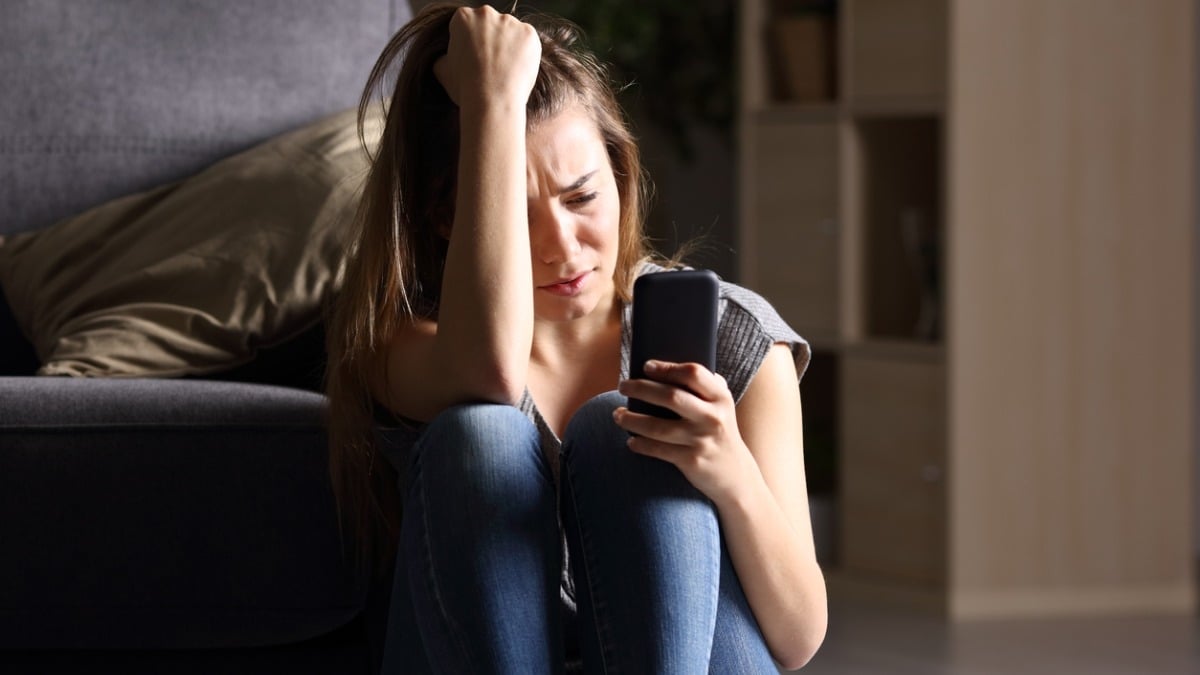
[{"left": 326, "top": 2, "right": 827, "bottom": 672}]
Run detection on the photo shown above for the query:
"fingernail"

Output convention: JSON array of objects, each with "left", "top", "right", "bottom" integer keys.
[{"left": 645, "top": 360, "right": 661, "bottom": 371}]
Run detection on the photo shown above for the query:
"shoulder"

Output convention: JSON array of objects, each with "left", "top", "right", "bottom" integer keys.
[{"left": 633, "top": 261, "right": 811, "bottom": 401}]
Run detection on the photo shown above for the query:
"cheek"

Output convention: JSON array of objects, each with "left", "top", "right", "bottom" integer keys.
[{"left": 599, "top": 192, "right": 622, "bottom": 248}]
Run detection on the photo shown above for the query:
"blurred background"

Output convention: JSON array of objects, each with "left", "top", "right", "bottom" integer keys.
[{"left": 437, "top": 0, "right": 1200, "bottom": 671}]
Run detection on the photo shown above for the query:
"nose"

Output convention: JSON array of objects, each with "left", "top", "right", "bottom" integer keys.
[{"left": 529, "top": 203, "right": 582, "bottom": 265}]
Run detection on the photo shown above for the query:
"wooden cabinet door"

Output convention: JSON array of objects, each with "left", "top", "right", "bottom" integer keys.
[{"left": 840, "top": 352, "right": 946, "bottom": 586}]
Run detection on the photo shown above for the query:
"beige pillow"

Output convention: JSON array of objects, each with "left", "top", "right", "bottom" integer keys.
[{"left": 0, "top": 108, "right": 379, "bottom": 377}]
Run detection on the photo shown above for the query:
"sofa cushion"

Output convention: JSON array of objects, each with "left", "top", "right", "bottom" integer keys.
[
  {"left": 0, "top": 0, "right": 411, "bottom": 237},
  {"left": 0, "top": 377, "right": 366, "bottom": 649},
  {"left": 0, "top": 108, "right": 379, "bottom": 379}
]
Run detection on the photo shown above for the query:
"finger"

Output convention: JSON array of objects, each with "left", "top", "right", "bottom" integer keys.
[
  {"left": 617, "top": 378, "right": 706, "bottom": 421},
  {"left": 612, "top": 406, "right": 694, "bottom": 446},
  {"left": 641, "top": 360, "right": 729, "bottom": 403},
  {"left": 624, "top": 426, "right": 690, "bottom": 466}
]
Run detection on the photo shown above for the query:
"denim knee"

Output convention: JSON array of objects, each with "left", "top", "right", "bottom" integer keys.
[
  {"left": 414, "top": 403, "right": 550, "bottom": 493},
  {"left": 560, "top": 389, "right": 714, "bottom": 513},
  {"left": 422, "top": 402, "right": 538, "bottom": 449},
  {"left": 560, "top": 391, "right": 627, "bottom": 460}
]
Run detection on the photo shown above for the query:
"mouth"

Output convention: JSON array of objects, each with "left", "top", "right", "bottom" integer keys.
[{"left": 539, "top": 270, "right": 592, "bottom": 297}]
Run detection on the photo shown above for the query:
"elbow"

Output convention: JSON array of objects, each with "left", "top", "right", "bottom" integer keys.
[
  {"left": 777, "top": 645, "right": 821, "bottom": 671},
  {"left": 470, "top": 382, "right": 525, "bottom": 408},
  {"left": 776, "top": 638, "right": 825, "bottom": 671},
  {"left": 773, "top": 613, "right": 828, "bottom": 671},
  {"left": 773, "top": 561, "right": 829, "bottom": 670},
  {"left": 436, "top": 342, "right": 528, "bottom": 408},
  {"left": 458, "top": 363, "right": 526, "bottom": 407}
]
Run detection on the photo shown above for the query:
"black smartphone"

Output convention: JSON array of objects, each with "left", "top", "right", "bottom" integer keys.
[{"left": 628, "top": 269, "right": 720, "bottom": 419}]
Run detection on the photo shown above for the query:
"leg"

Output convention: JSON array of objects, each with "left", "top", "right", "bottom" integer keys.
[
  {"left": 560, "top": 391, "right": 721, "bottom": 674},
  {"left": 707, "top": 542, "right": 778, "bottom": 674},
  {"left": 382, "top": 404, "right": 563, "bottom": 675}
]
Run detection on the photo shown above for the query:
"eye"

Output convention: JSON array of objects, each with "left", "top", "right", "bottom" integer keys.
[{"left": 567, "top": 192, "right": 598, "bottom": 206}]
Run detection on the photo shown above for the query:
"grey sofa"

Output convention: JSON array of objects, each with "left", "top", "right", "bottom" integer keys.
[{"left": 0, "top": 1, "right": 412, "bottom": 671}]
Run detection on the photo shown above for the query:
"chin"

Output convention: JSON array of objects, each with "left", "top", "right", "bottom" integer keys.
[
  {"left": 535, "top": 296, "right": 600, "bottom": 323},
  {"left": 538, "top": 281, "right": 618, "bottom": 322}
]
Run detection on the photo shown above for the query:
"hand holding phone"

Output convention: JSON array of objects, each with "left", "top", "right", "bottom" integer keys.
[{"left": 627, "top": 270, "right": 720, "bottom": 419}]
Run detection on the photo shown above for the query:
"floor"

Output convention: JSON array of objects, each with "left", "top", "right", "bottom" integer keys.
[{"left": 782, "top": 574, "right": 1200, "bottom": 674}]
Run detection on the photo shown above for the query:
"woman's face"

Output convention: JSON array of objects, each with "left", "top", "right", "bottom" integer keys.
[{"left": 525, "top": 103, "right": 621, "bottom": 323}]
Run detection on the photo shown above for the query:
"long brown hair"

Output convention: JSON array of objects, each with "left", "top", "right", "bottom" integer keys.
[{"left": 325, "top": 1, "right": 653, "bottom": 571}]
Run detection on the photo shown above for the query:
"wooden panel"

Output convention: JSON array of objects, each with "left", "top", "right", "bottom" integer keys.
[
  {"left": 947, "top": 0, "right": 1196, "bottom": 617},
  {"left": 739, "top": 0, "right": 769, "bottom": 111},
  {"left": 745, "top": 121, "right": 840, "bottom": 341},
  {"left": 839, "top": 117, "right": 864, "bottom": 342},
  {"left": 841, "top": 353, "right": 946, "bottom": 586},
  {"left": 845, "top": 0, "right": 946, "bottom": 104}
]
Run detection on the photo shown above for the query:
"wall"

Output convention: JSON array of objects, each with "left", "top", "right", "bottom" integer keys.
[{"left": 948, "top": 0, "right": 1195, "bottom": 617}]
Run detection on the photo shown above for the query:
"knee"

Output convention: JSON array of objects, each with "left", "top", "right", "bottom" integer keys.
[
  {"left": 419, "top": 403, "right": 541, "bottom": 476},
  {"left": 561, "top": 391, "right": 714, "bottom": 513},
  {"left": 427, "top": 402, "right": 534, "bottom": 441},
  {"left": 561, "top": 390, "right": 626, "bottom": 457},
  {"left": 560, "top": 391, "right": 649, "bottom": 478}
]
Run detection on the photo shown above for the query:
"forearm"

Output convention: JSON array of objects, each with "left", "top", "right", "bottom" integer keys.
[
  {"left": 714, "top": 461, "right": 828, "bottom": 670},
  {"left": 435, "top": 103, "right": 533, "bottom": 403}
]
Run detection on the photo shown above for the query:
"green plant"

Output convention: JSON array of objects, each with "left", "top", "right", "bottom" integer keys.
[{"left": 524, "top": 0, "right": 735, "bottom": 160}]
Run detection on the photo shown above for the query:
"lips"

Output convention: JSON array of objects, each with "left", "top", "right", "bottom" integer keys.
[{"left": 539, "top": 270, "right": 592, "bottom": 297}]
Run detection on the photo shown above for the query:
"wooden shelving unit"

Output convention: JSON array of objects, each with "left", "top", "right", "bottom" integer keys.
[{"left": 738, "top": 0, "right": 1196, "bottom": 619}]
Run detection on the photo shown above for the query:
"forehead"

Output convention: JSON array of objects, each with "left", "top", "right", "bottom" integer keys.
[{"left": 527, "top": 103, "right": 608, "bottom": 166}]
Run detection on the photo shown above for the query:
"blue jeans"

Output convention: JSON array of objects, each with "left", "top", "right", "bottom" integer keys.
[{"left": 382, "top": 392, "right": 776, "bottom": 674}]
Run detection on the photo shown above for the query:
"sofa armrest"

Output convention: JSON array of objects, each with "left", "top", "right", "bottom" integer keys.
[{"left": 0, "top": 378, "right": 365, "bottom": 649}]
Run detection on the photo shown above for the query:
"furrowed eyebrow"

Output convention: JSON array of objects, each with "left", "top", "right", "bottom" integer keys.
[{"left": 557, "top": 171, "right": 597, "bottom": 196}]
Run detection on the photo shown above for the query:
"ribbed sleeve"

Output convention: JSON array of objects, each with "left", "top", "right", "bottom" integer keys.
[{"left": 715, "top": 282, "right": 811, "bottom": 402}]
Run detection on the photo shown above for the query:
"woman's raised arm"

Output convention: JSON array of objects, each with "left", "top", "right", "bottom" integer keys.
[{"left": 376, "top": 6, "right": 542, "bottom": 421}]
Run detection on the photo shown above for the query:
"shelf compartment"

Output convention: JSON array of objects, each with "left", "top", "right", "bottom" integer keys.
[
  {"left": 849, "top": 116, "right": 943, "bottom": 343},
  {"left": 765, "top": 0, "right": 839, "bottom": 104}
]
